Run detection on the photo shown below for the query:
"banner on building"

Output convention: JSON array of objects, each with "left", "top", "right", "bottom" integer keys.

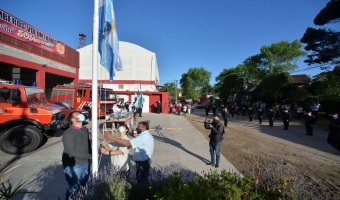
[{"left": 0, "top": 9, "right": 65, "bottom": 57}]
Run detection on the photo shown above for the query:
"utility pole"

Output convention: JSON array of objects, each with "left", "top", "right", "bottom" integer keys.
[{"left": 175, "top": 79, "right": 178, "bottom": 104}]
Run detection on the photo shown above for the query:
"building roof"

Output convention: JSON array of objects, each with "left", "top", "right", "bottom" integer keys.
[{"left": 291, "top": 74, "right": 311, "bottom": 84}]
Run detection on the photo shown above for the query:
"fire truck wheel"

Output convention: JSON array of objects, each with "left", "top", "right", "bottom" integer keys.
[{"left": 0, "top": 125, "right": 43, "bottom": 155}]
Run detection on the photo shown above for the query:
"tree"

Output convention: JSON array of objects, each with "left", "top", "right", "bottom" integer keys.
[
  {"left": 252, "top": 73, "right": 300, "bottom": 105},
  {"left": 215, "top": 68, "right": 245, "bottom": 104},
  {"left": 180, "top": 67, "right": 211, "bottom": 101},
  {"left": 300, "top": 0, "right": 340, "bottom": 70},
  {"left": 259, "top": 40, "right": 306, "bottom": 74},
  {"left": 241, "top": 55, "right": 266, "bottom": 84},
  {"left": 163, "top": 82, "right": 176, "bottom": 98},
  {"left": 309, "top": 66, "right": 340, "bottom": 101}
]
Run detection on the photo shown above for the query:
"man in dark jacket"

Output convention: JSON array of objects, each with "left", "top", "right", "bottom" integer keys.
[
  {"left": 62, "top": 111, "right": 92, "bottom": 199},
  {"left": 206, "top": 115, "right": 225, "bottom": 168},
  {"left": 258, "top": 108, "right": 264, "bottom": 124},
  {"left": 221, "top": 106, "right": 229, "bottom": 127},
  {"left": 268, "top": 108, "right": 275, "bottom": 127},
  {"left": 248, "top": 107, "right": 254, "bottom": 122},
  {"left": 282, "top": 109, "right": 291, "bottom": 130},
  {"left": 305, "top": 111, "right": 316, "bottom": 136}
]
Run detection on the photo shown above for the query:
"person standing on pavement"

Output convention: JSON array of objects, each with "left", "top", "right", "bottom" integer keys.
[
  {"left": 282, "top": 109, "right": 291, "bottom": 130},
  {"left": 206, "top": 115, "right": 225, "bottom": 168},
  {"left": 305, "top": 111, "right": 316, "bottom": 136},
  {"left": 205, "top": 103, "right": 211, "bottom": 116},
  {"left": 101, "top": 124, "right": 131, "bottom": 178},
  {"left": 248, "top": 107, "right": 253, "bottom": 122},
  {"left": 156, "top": 100, "right": 162, "bottom": 114},
  {"left": 221, "top": 106, "right": 229, "bottom": 127},
  {"left": 62, "top": 111, "right": 92, "bottom": 199},
  {"left": 258, "top": 108, "right": 264, "bottom": 124},
  {"left": 268, "top": 108, "right": 275, "bottom": 127},
  {"left": 104, "top": 121, "right": 154, "bottom": 184}
]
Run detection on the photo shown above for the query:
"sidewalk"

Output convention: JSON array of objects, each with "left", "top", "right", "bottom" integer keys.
[{"left": 7, "top": 113, "right": 240, "bottom": 200}]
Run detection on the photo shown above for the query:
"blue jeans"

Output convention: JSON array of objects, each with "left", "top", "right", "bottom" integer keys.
[
  {"left": 63, "top": 163, "right": 90, "bottom": 199},
  {"left": 209, "top": 141, "right": 221, "bottom": 165}
]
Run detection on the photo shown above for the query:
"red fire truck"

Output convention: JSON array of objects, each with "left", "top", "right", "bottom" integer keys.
[
  {"left": 50, "top": 84, "right": 117, "bottom": 118},
  {"left": 0, "top": 80, "right": 65, "bottom": 154}
]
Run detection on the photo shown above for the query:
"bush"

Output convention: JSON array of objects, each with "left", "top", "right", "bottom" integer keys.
[{"left": 71, "top": 162, "right": 334, "bottom": 200}]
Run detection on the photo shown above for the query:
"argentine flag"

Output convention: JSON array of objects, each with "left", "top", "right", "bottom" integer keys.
[{"left": 99, "top": 0, "right": 122, "bottom": 81}]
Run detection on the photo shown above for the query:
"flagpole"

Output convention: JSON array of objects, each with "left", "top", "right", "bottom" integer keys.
[{"left": 91, "top": 0, "right": 99, "bottom": 176}]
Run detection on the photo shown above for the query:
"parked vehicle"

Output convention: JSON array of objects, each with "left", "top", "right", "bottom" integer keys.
[
  {"left": 50, "top": 83, "right": 117, "bottom": 118},
  {"left": 50, "top": 101, "right": 90, "bottom": 128},
  {"left": 0, "top": 81, "right": 65, "bottom": 154}
]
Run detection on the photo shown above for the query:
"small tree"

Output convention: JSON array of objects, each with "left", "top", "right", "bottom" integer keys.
[{"left": 180, "top": 67, "right": 211, "bottom": 101}]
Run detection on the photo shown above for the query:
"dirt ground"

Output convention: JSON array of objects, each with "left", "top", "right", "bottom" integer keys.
[{"left": 184, "top": 110, "right": 340, "bottom": 198}]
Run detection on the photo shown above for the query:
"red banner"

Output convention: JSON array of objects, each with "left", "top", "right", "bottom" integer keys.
[{"left": 0, "top": 9, "right": 65, "bottom": 57}]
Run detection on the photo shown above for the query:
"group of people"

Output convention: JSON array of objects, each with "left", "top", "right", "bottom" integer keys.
[
  {"left": 61, "top": 111, "right": 154, "bottom": 199},
  {"left": 168, "top": 102, "right": 192, "bottom": 115},
  {"left": 216, "top": 101, "right": 335, "bottom": 137},
  {"left": 111, "top": 97, "right": 144, "bottom": 120}
]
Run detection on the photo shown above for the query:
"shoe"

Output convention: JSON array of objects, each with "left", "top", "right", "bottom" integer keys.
[
  {"left": 206, "top": 162, "right": 214, "bottom": 165},
  {"left": 215, "top": 164, "right": 219, "bottom": 168}
]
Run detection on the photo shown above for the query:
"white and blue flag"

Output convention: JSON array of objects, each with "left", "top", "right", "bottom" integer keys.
[{"left": 99, "top": 0, "right": 122, "bottom": 81}]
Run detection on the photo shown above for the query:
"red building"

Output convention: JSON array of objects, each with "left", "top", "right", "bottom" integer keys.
[{"left": 0, "top": 9, "right": 79, "bottom": 98}]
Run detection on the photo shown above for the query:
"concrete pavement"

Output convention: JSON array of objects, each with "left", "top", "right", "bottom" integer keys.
[{"left": 2, "top": 112, "right": 240, "bottom": 200}]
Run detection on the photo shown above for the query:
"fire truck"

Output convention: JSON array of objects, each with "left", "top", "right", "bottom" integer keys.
[
  {"left": 0, "top": 80, "right": 65, "bottom": 154},
  {"left": 50, "top": 84, "right": 117, "bottom": 118}
]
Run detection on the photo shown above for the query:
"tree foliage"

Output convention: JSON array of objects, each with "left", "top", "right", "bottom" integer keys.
[
  {"left": 259, "top": 40, "right": 306, "bottom": 74},
  {"left": 215, "top": 68, "right": 245, "bottom": 103},
  {"left": 309, "top": 66, "right": 340, "bottom": 101},
  {"left": 314, "top": 0, "right": 340, "bottom": 25},
  {"left": 163, "top": 82, "right": 176, "bottom": 98},
  {"left": 180, "top": 67, "right": 211, "bottom": 100},
  {"left": 300, "top": 0, "right": 340, "bottom": 70},
  {"left": 252, "top": 73, "right": 308, "bottom": 105}
]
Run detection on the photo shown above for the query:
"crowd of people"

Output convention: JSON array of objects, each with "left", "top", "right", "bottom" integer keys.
[{"left": 201, "top": 100, "right": 338, "bottom": 137}]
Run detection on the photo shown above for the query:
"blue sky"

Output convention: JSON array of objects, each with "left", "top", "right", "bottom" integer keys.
[{"left": 1, "top": 0, "right": 336, "bottom": 85}]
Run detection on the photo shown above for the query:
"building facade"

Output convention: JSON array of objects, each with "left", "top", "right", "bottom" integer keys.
[
  {"left": 78, "top": 42, "right": 168, "bottom": 114},
  {"left": 0, "top": 9, "right": 79, "bottom": 97}
]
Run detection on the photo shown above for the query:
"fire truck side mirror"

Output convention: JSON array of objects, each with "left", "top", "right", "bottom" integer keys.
[{"left": 8, "top": 89, "right": 22, "bottom": 106}]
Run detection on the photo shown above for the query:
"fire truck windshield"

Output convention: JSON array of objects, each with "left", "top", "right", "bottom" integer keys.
[
  {"left": 99, "top": 91, "right": 116, "bottom": 100},
  {"left": 25, "top": 87, "right": 47, "bottom": 105}
]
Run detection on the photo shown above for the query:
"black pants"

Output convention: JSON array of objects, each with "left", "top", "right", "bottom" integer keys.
[
  {"left": 137, "top": 107, "right": 142, "bottom": 117},
  {"left": 223, "top": 118, "right": 228, "bottom": 127},
  {"left": 306, "top": 124, "right": 313, "bottom": 135},
  {"left": 283, "top": 120, "right": 289, "bottom": 130},
  {"left": 269, "top": 118, "right": 273, "bottom": 127},
  {"left": 135, "top": 160, "right": 150, "bottom": 184},
  {"left": 259, "top": 116, "right": 263, "bottom": 124}
]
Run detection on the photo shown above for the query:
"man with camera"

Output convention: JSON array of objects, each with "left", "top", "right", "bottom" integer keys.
[{"left": 206, "top": 115, "right": 225, "bottom": 168}]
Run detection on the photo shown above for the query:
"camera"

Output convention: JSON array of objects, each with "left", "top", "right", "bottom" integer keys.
[{"left": 204, "top": 119, "right": 212, "bottom": 129}]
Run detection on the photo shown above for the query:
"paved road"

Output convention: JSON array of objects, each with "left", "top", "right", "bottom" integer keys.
[{"left": 1, "top": 113, "right": 240, "bottom": 200}]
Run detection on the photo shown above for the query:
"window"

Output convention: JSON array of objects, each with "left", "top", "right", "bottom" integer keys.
[
  {"left": 76, "top": 90, "right": 83, "bottom": 97},
  {"left": 135, "top": 83, "right": 141, "bottom": 90},
  {"left": 118, "top": 84, "right": 124, "bottom": 89}
]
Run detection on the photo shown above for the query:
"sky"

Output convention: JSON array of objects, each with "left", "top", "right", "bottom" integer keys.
[{"left": 1, "top": 0, "right": 337, "bottom": 85}]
